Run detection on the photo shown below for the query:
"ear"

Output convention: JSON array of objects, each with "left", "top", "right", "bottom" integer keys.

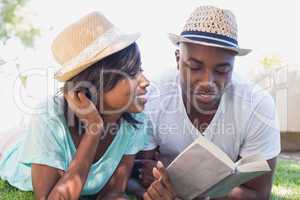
[{"left": 175, "top": 49, "right": 180, "bottom": 70}]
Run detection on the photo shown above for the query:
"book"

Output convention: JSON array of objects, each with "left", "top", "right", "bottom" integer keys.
[{"left": 166, "top": 136, "right": 271, "bottom": 200}]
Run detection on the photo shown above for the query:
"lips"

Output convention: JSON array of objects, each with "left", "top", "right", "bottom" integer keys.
[
  {"left": 193, "top": 92, "right": 217, "bottom": 104},
  {"left": 135, "top": 91, "right": 148, "bottom": 104}
]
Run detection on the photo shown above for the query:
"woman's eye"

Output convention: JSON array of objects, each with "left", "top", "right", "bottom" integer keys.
[
  {"left": 129, "top": 70, "right": 143, "bottom": 79},
  {"left": 190, "top": 68, "right": 200, "bottom": 71}
]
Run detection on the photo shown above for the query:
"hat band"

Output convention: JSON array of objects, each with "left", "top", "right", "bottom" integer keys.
[
  {"left": 181, "top": 31, "right": 238, "bottom": 48},
  {"left": 60, "top": 27, "right": 121, "bottom": 74}
]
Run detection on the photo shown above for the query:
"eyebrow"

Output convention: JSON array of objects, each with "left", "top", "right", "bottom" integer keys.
[
  {"left": 215, "top": 63, "right": 232, "bottom": 68},
  {"left": 187, "top": 58, "right": 204, "bottom": 65},
  {"left": 188, "top": 57, "right": 232, "bottom": 68}
]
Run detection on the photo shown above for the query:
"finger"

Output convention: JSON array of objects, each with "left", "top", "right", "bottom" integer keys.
[
  {"left": 64, "top": 91, "right": 79, "bottom": 110},
  {"left": 139, "top": 169, "right": 155, "bottom": 185},
  {"left": 147, "top": 182, "right": 162, "bottom": 200},
  {"left": 78, "top": 91, "right": 90, "bottom": 105},
  {"left": 152, "top": 167, "right": 161, "bottom": 180},
  {"left": 156, "top": 161, "right": 168, "bottom": 182},
  {"left": 66, "top": 90, "right": 80, "bottom": 105},
  {"left": 142, "top": 173, "right": 155, "bottom": 183},
  {"left": 142, "top": 160, "right": 157, "bottom": 174},
  {"left": 156, "top": 161, "right": 177, "bottom": 196},
  {"left": 141, "top": 167, "right": 155, "bottom": 179},
  {"left": 141, "top": 174, "right": 155, "bottom": 188},
  {"left": 152, "top": 181, "right": 173, "bottom": 200},
  {"left": 143, "top": 192, "right": 152, "bottom": 200}
]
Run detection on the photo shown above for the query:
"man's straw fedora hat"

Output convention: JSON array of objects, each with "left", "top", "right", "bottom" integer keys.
[{"left": 169, "top": 6, "right": 251, "bottom": 56}]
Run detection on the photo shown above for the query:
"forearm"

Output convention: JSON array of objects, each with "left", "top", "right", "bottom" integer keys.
[
  {"left": 48, "top": 129, "right": 101, "bottom": 199},
  {"left": 127, "top": 178, "right": 146, "bottom": 199},
  {"left": 97, "top": 191, "right": 129, "bottom": 200},
  {"left": 212, "top": 185, "right": 266, "bottom": 200}
]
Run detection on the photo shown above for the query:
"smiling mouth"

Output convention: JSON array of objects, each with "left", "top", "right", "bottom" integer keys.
[
  {"left": 193, "top": 93, "right": 217, "bottom": 104},
  {"left": 135, "top": 93, "right": 148, "bottom": 104}
]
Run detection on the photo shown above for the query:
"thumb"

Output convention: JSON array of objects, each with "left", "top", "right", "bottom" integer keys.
[
  {"left": 156, "top": 161, "right": 176, "bottom": 196},
  {"left": 156, "top": 161, "right": 168, "bottom": 181},
  {"left": 152, "top": 167, "right": 161, "bottom": 180}
]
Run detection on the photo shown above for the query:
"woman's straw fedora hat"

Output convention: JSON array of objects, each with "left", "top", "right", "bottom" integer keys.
[
  {"left": 169, "top": 6, "right": 251, "bottom": 56},
  {"left": 52, "top": 11, "right": 140, "bottom": 81}
]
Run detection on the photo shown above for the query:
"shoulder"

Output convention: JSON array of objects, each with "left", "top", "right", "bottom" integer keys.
[
  {"left": 225, "top": 73, "right": 274, "bottom": 113},
  {"left": 27, "top": 96, "right": 67, "bottom": 138},
  {"left": 222, "top": 73, "right": 276, "bottom": 137}
]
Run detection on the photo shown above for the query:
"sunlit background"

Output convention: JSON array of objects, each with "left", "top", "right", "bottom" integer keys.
[{"left": 0, "top": 0, "right": 299, "bottom": 131}]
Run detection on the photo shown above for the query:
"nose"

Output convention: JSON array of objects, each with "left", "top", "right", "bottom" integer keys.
[
  {"left": 138, "top": 73, "right": 150, "bottom": 89},
  {"left": 196, "top": 69, "right": 216, "bottom": 92},
  {"left": 201, "top": 69, "right": 214, "bottom": 84}
]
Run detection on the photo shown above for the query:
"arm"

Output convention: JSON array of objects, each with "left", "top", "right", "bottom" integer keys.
[
  {"left": 32, "top": 92, "right": 103, "bottom": 200},
  {"left": 212, "top": 158, "right": 277, "bottom": 200},
  {"left": 32, "top": 123, "right": 102, "bottom": 200},
  {"left": 215, "top": 94, "right": 280, "bottom": 200},
  {"left": 96, "top": 155, "right": 135, "bottom": 200},
  {"left": 127, "top": 149, "right": 157, "bottom": 199},
  {"left": 31, "top": 164, "right": 64, "bottom": 200}
]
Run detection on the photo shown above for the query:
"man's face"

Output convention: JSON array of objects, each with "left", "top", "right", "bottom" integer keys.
[{"left": 176, "top": 43, "right": 236, "bottom": 113}]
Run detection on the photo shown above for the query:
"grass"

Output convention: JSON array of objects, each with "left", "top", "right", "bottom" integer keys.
[
  {"left": 271, "top": 160, "right": 300, "bottom": 200},
  {"left": 0, "top": 159, "right": 299, "bottom": 200}
]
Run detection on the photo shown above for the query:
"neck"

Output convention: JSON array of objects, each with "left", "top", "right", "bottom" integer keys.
[
  {"left": 102, "top": 113, "right": 122, "bottom": 125},
  {"left": 182, "top": 94, "right": 218, "bottom": 133}
]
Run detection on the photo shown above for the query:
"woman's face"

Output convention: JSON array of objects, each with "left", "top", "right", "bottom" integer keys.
[{"left": 101, "top": 71, "right": 150, "bottom": 114}]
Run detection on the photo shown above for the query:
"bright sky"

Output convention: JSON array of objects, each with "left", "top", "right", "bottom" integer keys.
[{"left": 0, "top": 0, "right": 299, "bottom": 131}]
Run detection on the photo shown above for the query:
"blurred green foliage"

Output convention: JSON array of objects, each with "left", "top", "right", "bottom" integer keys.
[{"left": 0, "top": 0, "right": 40, "bottom": 47}]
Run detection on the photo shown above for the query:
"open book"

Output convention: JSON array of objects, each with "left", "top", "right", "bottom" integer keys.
[{"left": 166, "top": 136, "right": 271, "bottom": 200}]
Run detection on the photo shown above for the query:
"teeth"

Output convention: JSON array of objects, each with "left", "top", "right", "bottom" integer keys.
[
  {"left": 138, "top": 94, "right": 147, "bottom": 98},
  {"left": 200, "top": 94, "right": 213, "bottom": 96}
]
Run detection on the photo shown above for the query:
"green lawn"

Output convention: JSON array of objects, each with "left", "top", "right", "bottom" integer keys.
[{"left": 1, "top": 159, "right": 299, "bottom": 200}]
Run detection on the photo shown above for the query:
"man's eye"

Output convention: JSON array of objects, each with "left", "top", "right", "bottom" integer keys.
[
  {"left": 215, "top": 68, "right": 232, "bottom": 74},
  {"left": 189, "top": 65, "right": 202, "bottom": 71}
]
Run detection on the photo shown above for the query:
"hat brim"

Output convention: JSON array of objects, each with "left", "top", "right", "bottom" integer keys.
[
  {"left": 54, "top": 32, "right": 141, "bottom": 82},
  {"left": 168, "top": 33, "right": 251, "bottom": 56}
]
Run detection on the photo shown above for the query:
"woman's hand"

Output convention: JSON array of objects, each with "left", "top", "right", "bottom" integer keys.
[
  {"left": 34, "top": 91, "right": 105, "bottom": 200},
  {"left": 65, "top": 91, "right": 103, "bottom": 134}
]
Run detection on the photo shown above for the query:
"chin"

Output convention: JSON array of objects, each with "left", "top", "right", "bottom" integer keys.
[
  {"left": 127, "top": 104, "right": 145, "bottom": 113},
  {"left": 192, "top": 100, "right": 219, "bottom": 114}
]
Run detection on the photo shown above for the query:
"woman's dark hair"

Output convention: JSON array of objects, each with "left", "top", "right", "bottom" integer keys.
[{"left": 55, "top": 42, "right": 142, "bottom": 135}]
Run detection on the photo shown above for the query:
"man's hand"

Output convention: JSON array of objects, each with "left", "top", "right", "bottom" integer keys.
[
  {"left": 138, "top": 151, "right": 161, "bottom": 187},
  {"left": 139, "top": 160, "right": 157, "bottom": 187},
  {"left": 143, "top": 161, "right": 177, "bottom": 200}
]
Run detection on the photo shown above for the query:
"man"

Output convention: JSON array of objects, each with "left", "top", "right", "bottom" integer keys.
[{"left": 129, "top": 5, "right": 280, "bottom": 200}]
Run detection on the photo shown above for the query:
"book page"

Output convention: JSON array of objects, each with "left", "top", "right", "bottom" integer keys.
[
  {"left": 167, "top": 140, "right": 234, "bottom": 200},
  {"left": 194, "top": 136, "right": 236, "bottom": 168},
  {"left": 235, "top": 154, "right": 265, "bottom": 166},
  {"left": 204, "top": 170, "right": 268, "bottom": 198},
  {"left": 237, "top": 160, "right": 271, "bottom": 172},
  {"left": 204, "top": 159, "right": 270, "bottom": 198}
]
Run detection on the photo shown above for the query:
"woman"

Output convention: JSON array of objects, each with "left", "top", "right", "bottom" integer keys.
[{"left": 0, "top": 12, "right": 150, "bottom": 199}]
